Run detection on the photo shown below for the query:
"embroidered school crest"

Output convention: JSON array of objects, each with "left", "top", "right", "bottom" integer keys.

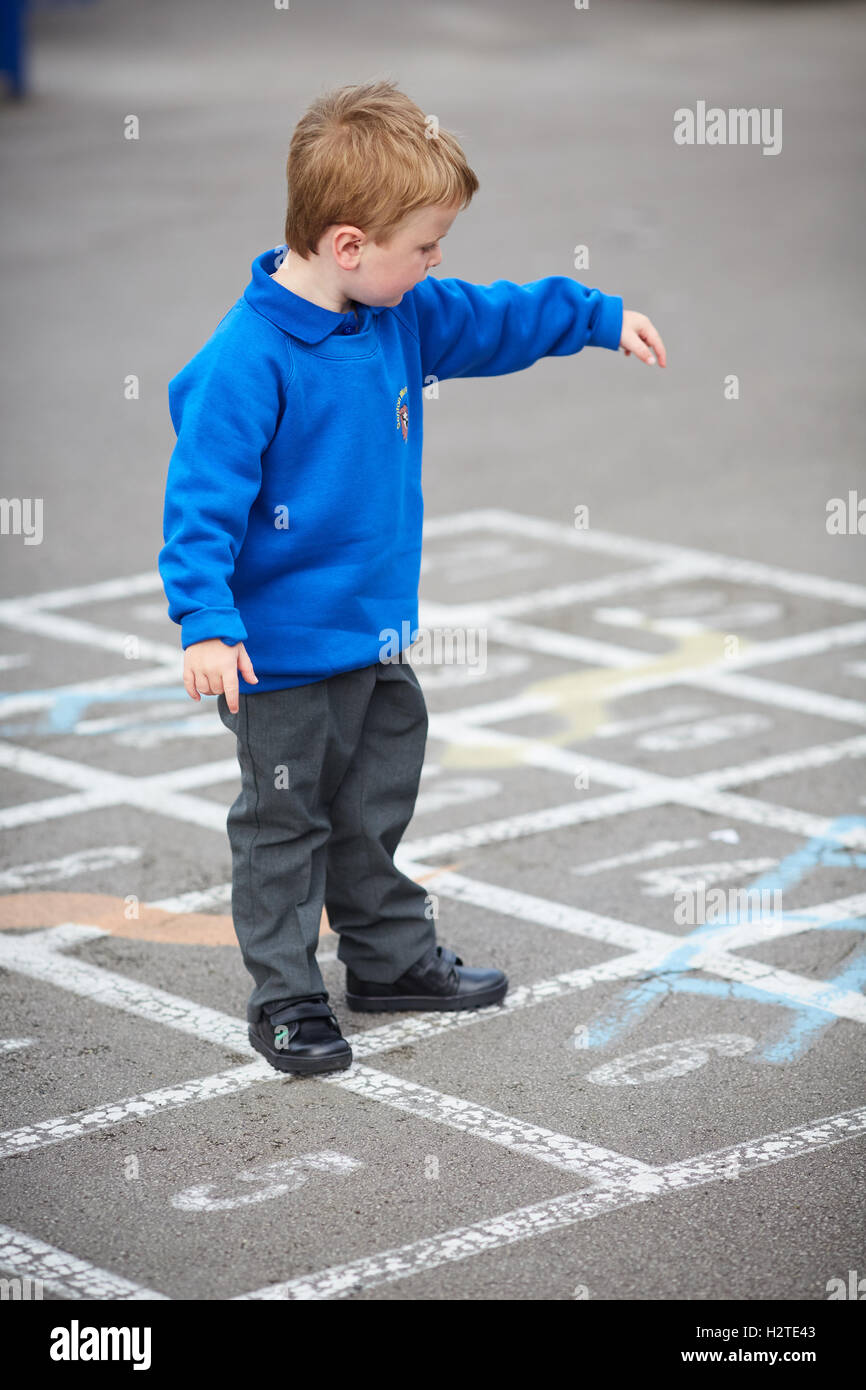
[{"left": 395, "top": 386, "right": 409, "bottom": 442}]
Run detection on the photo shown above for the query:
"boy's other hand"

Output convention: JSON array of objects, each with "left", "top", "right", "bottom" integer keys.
[
  {"left": 183, "top": 639, "right": 258, "bottom": 714},
  {"left": 620, "top": 310, "right": 667, "bottom": 367}
]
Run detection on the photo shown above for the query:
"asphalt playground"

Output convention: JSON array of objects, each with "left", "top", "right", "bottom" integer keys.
[{"left": 1, "top": 0, "right": 864, "bottom": 1328}]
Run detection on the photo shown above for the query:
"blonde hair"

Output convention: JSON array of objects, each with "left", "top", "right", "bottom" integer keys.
[{"left": 283, "top": 79, "right": 479, "bottom": 257}]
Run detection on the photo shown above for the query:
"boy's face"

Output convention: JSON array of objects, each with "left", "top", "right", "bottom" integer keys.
[{"left": 333, "top": 201, "right": 461, "bottom": 307}]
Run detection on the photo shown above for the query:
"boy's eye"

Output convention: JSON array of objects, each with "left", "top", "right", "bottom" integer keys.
[{"left": 421, "top": 242, "right": 438, "bottom": 253}]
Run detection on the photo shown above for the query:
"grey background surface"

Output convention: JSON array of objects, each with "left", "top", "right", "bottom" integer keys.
[{"left": 0, "top": 0, "right": 864, "bottom": 1310}]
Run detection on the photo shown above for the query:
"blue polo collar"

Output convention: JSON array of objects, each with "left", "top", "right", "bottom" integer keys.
[{"left": 243, "top": 245, "right": 387, "bottom": 343}]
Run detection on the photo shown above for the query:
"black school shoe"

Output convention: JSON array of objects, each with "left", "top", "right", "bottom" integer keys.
[
  {"left": 248, "top": 997, "right": 352, "bottom": 1075},
  {"left": 345, "top": 944, "right": 508, "bottom": 1013}
]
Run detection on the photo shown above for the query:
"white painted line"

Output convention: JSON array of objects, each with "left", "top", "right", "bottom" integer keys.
[
  {"left": 401, "top": 778, "right": 866, "bottom": 859},
  {"left": 704, "top": 892, "right": 866, "bottom": 955},
  {"left": 714, "top": 621, "right": 866, "bottom": 670},
  {"left": 0, "top": 741, "right": 229, "bottom": 833},
  {"left": 2, "top": 695, "right": 864, "bottom": 871},
  {"left": 461, "top": 509, "right": 866, "bottom": 608},
  {"left": 570, "top": 838, "right": 704, "bottom": 878},
  {"left": 402, "top": 650, "right": 530, "bottom": 690},
  {"left": 0, "top": 925, "right": 658, "bottom": 1176},
  {"left": 421, "top": 561, "right": 701, "bottom": 622},
  {"left": 397, "top": 861, "right": 866, "bottom": 1024},
  {"left": 426, "top": 706, "right": 664, "bottom": 787},
  {"left": 0, "top": 924, "right": 251, "bottom": 1052},
  {"left": 431, "top": 614, "right": 866, "bottom": 725},
  {"left": 636, "top": 858, "right": 779, "bottom": 897},
  {"left": 419, "top": 710, "right": 866, "bottom": 850},
  {"left": 0, "top": 571, "right": 164, "bottom": 615},
  {"left": 672, "top": 788, "right": 866, "bottom": 848},
  {"left": 402, "top": 785, "right": 668, "bottom": 860},
  {"left": 691, "top": 670, "right": 866, "bottom": 726},
  {"left": 0, "top": 741, "right": 138, "bottom": 793},
  {"left": 693, "top": 732, "right": 866, "bottom": 789},
  {"left": 0, "top": 1038, "right": 34, "bottom": 1054},
  {"left": 475, "top": 650, "right": 866, "bottom": 719},
  {"left": 2, "top": 864, "right": 862, "bottom": 1165},
  {"left": 0, "top": 665, "right": 178, "bottom": 721},
  {"left": 112, "top": 716, "right": 229, "bottom": 750},
  {"left": 0, "top": 953, "right": 657, "bottom": 1164},
  {"left": 690, "top": 951, "right": 866, "bottom": 1024},
  {"left": 594, "top": 704, "right": 712, "bottom": 740},
  {"left": 428, "top": 689, "right": 564, "bottom": 730},
  {"left": 429, "top": 699, "right": 865, "bottom": 804},
  {"left": 635, "top": 712, "right": 772, "bottom": 753},
  {"left": 234, "top": 1104, "right": 866, "bottom": 1298},
  {"left": 413, "top": 871, "right": 866, "bottom": 962},
  {"left": 398, "top": 866, "right": 665, "bottom": 953},
  {"left": 0, "top": 1224, "right": 169, "bottom": 1300},
  {"left": 414, "top": 776, "right": 502, "bottom": 817},
  {"left": 0, "top": 608, "right": 178, "bottom": 664},
  {"left": 149, "top": 759, "right": 239, "bottom": 790},
  {"left": 484, "top": 616, "right": 647, "bottom": 668},
  {"left": 0, "top": 845, "right": 141, "bottom": 891},
  {"left": 421, "top": 511, "right": 510, "bottom": 539},
  {"left": 147, "top": 883, "right": 232, "bottom": 914},
  {"left": 324, "top": 1064, "right": 652, "bottom": 1180},
  {"left": 0, "top": 1063, "right": 277, "bottom": 1160},
  {"left": 0, "top": 788, "right": 126, "bottom": 831},
  {"left": 74, "top": 702, "right": 211, "bottom": 734}
]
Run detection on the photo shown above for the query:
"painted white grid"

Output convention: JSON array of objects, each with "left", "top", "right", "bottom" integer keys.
[{"left": 1, "top": 509, "right": 865, "bottom": 1298}]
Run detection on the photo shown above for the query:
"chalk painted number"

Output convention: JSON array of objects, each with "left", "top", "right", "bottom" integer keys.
[
  {"left": 583, "top": 1034, "right": 755, "bottom": 1086},
  {"left": 170, "top": 1151, "right": 362, "bottom": 1212}
]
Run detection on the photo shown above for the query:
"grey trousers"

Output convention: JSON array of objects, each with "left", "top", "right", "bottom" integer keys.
[{"left": 216, "top": 657, "right": 437, "bottom": 1024}]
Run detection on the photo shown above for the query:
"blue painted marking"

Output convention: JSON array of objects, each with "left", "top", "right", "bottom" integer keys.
[
  {"left": 578, "top": 815, "right": 866, "bottom": 1064},
  {"left": 0, "top": 687, "right": 192, "bottom": 737},
  {"left": 755, "top": 937, "right": 866, "bottom": 1063}
]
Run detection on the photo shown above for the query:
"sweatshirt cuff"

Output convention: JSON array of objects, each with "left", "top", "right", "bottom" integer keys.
[
  {"left": 181, "top": 608, "right": 248, "bottom": 649},
  {"left": 587, "top": 292, "right": 624, "bottom": 351}
]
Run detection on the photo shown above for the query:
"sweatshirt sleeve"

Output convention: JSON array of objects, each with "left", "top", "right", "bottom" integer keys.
[
  {"left": 158, "top": 316, "right": 286, "bottom": 650},
  {"left": 410, "top": 273, "right": 623, "bottom": 383}
]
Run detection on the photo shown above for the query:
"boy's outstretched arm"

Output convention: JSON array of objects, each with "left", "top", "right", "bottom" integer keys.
[{"left": 408, "top": 273, "right": 665, "bottom": 381}]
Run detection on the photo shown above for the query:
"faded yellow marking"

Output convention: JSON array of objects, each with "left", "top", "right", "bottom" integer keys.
[{"left": 436, "top": 626, "right": 751, "bottom": 770}]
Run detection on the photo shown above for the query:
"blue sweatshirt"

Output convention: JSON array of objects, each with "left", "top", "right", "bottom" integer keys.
[{"left": 159, "top": 245, "right": 623, "bottom": 693}]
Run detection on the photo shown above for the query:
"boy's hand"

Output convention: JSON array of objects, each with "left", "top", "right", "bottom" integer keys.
[
  {"left": 620, "top": 310, "right": 667, "bottom": 367},
  {"left": 183, "top": 638, "right": 258, "bottom": 714}
]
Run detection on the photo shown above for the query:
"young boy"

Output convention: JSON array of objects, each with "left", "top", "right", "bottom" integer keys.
[{"left": 158, "top": 79, "right": 666, "bottom": 1079}]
